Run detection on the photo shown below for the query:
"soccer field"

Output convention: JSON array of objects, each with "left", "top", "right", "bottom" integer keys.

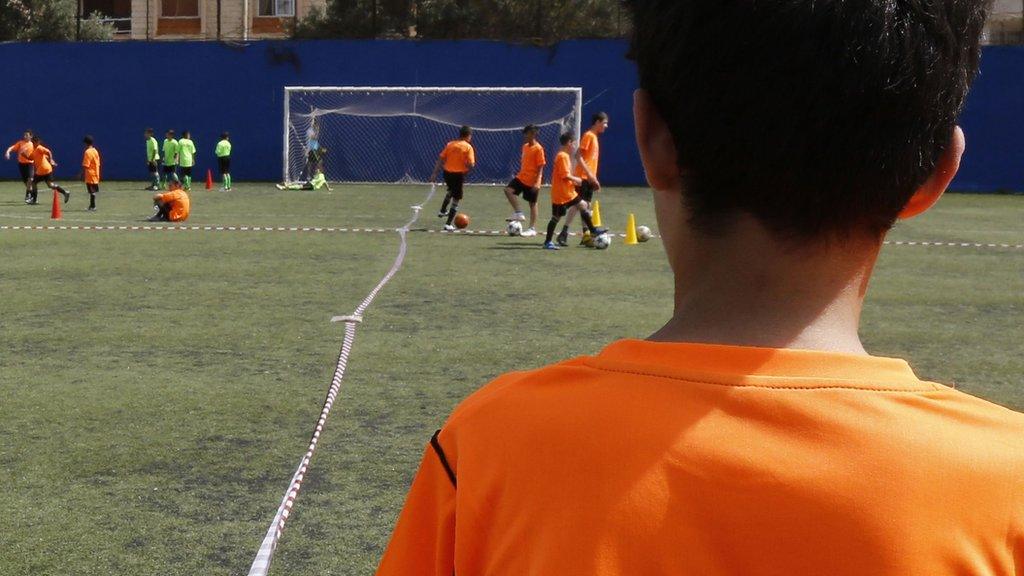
[{"left": 0, "top": 181, "right": 1021, "bottom": 575}]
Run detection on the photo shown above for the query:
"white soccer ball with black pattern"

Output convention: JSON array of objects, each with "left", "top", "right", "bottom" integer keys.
[
  {"left": 507, "top": 220, "right": 523, "bottom": 236},
  {"left": 593, "top": 232, "right": 612, "bottom": 250},
  {"left": 636, "top": 225, "right": 652, "bottom": 242}
]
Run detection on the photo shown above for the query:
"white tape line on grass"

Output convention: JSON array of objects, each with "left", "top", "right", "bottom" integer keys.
[
  {"left": 247, "top": 185, "right": 438, "bottom": 576},
  {"left": 3, "top": 224, "right": 1021, "bottom": 250}
]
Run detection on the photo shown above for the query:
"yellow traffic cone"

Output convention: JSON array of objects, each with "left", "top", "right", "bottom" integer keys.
[
  {"left": 592, "top": 200, "right": 603, "bottom": 227},
  {"left": 625, "top": 213, "right": 639, "bottom": 245}
]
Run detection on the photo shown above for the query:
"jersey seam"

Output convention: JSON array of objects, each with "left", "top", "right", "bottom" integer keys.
[{"left": 586, "top": 362, "right": 939, "bottom": 393}]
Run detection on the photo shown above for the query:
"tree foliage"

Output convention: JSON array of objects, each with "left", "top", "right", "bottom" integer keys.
[
  {"left": 295, "top": 0, "right": 628, "bottom": 42},
  {"left": 0, "top": 0, "right": 115, "bottom": 41}
]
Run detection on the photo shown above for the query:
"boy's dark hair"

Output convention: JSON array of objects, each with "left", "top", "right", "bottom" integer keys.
[
  {"left": 145, "top": 128, "right": 153, "bottom": 134},
  {"left": 167, "top": 129, "right": 175, "bottom": 136},
  {"left": 560, "top": 132, "right": 575, "bottom": 145},
  {"left": 591, "top": 112, "right": 609, "bottom": 125},
  {"left": 523, "top": 124, "right": 539, "bottom": 134},
  {"left": 182, "top": 130, "right": 191, "bottom": 137},
  {"left": 83, "top": 135, "right": 94, "bottom": 145},
  {"left": 459, "top": 125, "right": 472, "bottom": 138},
  {"left": 31, "top": 136, "right": 40, "bottom": 144},
  {"left": 221, "top": 132, "right": 229, "bottom": 139},
  {"left": 625, "top": 0, "right": 989, "bottom": 239}
]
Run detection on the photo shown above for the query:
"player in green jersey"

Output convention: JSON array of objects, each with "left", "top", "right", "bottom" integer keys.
[
  {"left": 275, "top": 169, "right": 331, "bottom": 191},
  {"left": 177, "top": 130, "right": 197, "bottom": 191},
  {"left": 215, "top": 132, "right": 232, "bottom": 191},
  {"left": 161, "top": 130, "right": 180, "bottom": 189},
  {"left": 144, "top": 128, "right": 160, "bottom": 191}
]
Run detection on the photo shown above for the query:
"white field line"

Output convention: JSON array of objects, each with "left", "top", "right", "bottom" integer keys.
[
  {"left": 1, "top": 223, "right": 1020, "bottom": 249},
  {"left": 246, "top": 185, "right": 438, "bottom": 576}
]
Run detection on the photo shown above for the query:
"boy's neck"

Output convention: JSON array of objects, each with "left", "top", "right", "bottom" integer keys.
[{"left": 650, "top": 215, "right": 881, "bottom": 355}]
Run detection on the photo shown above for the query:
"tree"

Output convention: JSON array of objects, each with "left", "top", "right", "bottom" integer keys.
[
  {"left": 295, "top": 0, "right": 628, "bottom": 42},
  {"left": 0, "top": 0, "right": 115, "bottom": 41}
]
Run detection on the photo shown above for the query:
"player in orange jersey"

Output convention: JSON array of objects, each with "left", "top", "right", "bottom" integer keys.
[
  {"left": 79, "top": 136, "right": 101, "bottom": 211},
  {"left": 377, "top": 1, "right": 1024, "bottom": 575},
  {"left": 430, "top": 125, "right": 475, "bottom": 231},
  {"left": 6, "top": 130, "right": 35, "bottom": 203},
  {"left": 28, "top": 136, "right": 69, "bottom": 206},
  {"left": 559, "top": 111, "right": 608, "bottom": 245},
  {"left": 148, "top": 183, "right": 191, "bottom": 222},
  {"left": 542, "top": 132, "right": 605, "bottom": 250},
  {"left": 503, "top": 124, "right": 546, "bottom": 236}
]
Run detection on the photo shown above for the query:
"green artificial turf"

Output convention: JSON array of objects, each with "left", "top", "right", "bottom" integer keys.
[{"left": 0, "top": 182, "right": 1020, "bottom": 574}]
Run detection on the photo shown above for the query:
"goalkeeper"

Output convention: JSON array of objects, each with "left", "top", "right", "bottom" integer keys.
[{"left": 276, "top": 169, "right": 331, "bottom": 191}]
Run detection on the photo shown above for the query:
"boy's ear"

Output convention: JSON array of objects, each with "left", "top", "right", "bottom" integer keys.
[
  {"left": 899, "top": 126, "right": 965, "bottom": 220},
  {"left": 634, "top": 89, "right": 681, "bottom": 192}
]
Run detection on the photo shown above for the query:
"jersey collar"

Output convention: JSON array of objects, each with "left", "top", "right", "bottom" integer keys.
[{"left": 587, "top": 339, "right": 930, "bottom": 391}]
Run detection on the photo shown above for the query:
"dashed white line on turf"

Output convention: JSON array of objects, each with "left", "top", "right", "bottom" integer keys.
[{"left": 1, "top": 224, "right": 1020, "bottom": 250}]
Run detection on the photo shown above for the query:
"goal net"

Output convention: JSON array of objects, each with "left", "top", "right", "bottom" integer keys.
[{"left": 283, "top": 87, "right": 582, "bottom": 185}]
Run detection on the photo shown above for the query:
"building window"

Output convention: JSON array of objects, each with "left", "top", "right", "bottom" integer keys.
[
  {"left": 259, "top": 0, "right": 294, "bottom": 17},
  {"left": 162, "top": 0, "right": 199, "bottom": 17}
]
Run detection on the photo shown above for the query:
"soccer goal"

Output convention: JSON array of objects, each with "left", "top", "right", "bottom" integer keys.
[{"left": 283, "top": 86, "right": 583, "bottom": 185}]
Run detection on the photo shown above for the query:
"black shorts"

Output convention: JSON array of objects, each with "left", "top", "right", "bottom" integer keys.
[
  {"left": 218, "top": 157, "right": 231, "bottom": 173},
  {"left": 18, "top": 163, "right": 32, "bottom": 183},
  {"left": 162, "top": 164, "right": 177, "bottom": 175},
  {"left": 578, "top": 179, "right": 597, "bottom": 202},
  {"left": 148, "top": 161, "right": 158, "bottom": 172},
  {"left": 443, "top": 171, "right": 465, "bottom": 200},
  {"left": 181, "top": 166, "right": 193, "bottom": 177},
  {"left": 551, "top": 194, "right": 583, "bottom": 218},
  {"left": 86, "top": 183, "right": 99, "bottom": 194},
  {"left": 507, "top": 178, "right": 539, "bottom": 203},
  {"left": 32, "top": 173, "right": 54, "bottom": 186}
]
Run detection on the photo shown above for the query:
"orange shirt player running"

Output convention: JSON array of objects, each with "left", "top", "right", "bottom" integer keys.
[
  {"left": 430, "top": 125, "right": 476, "bottom": 231},
  {"left": 6, "top": 131, "right": 35, "bottom": 200}
]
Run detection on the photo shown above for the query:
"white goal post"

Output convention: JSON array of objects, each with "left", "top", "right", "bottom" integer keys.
[{"left": 283, "top": 86, "right": 583, "bottom": 185}]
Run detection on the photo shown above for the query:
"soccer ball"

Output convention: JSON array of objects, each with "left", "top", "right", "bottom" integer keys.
[
  {"left": 507, "top": 220, "right": 523, "bottom": 236},
  {"left": 454, "top": 213, "right": 470, "bottom": 229},
  {"left": 593, "top": 232, "right": 612, "bottom": 250},
  {"left": 636, "top": 225, "right": 652, "bottom": 242}
]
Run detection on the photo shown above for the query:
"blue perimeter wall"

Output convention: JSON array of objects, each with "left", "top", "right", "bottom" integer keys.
[{"left": 0, "top": 39, "right": 1021, "bottom": 190}]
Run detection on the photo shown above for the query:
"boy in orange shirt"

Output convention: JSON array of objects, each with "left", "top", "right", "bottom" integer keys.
[
  {"left": 430, "top": 125, "right": 475, "bottom": 231},
  {"left": 543, "top": 132, "right": 606, "bottom": 250},
  {"left": 378, "top": 1, "right": 1024, "bottom": 575},
  {"left": 80, "top": 136, "right": 101, "bottom": 211},
  {"left": 28, "top": 136, "right": 69, "bottom": 206},
  {"left": 148, "top": 183, "right": 191, "bottom": 222},
  {"left": 503, "top": 124, "right": 546, "bottom": 236},
  {"left": 5, "top": 130, "right": 34, "bottom": 203},
  {"left": 560, "top": 112, "right": 609, "bottom": 245}
]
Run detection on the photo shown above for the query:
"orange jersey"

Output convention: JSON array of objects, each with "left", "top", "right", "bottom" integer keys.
[
  {"left": 550, "top": 150, "right": 577, "bottom": 205},
  {"left": 82, "top": 147, "right": 100, "bottom": 184},
  {"left": 574, "top": 129, "right": 600, "bottom": 179},
  {"left": 156, "top": 189, "right": 191, "bottom": 222},
  {"left": 32, "top": 145, "right": 53, "bottom": 176},
  {"left": 7, "top": 140, "right": 33, "bottom": 164},
  {"left": 378, "top": 340, "right": 1024, "bottom": 576},
  {"left": 440, "top": 140, "right": 475, "bottom": 174},
  {"left": 514, "top": 141, "right": 546, "bottom": 188}
]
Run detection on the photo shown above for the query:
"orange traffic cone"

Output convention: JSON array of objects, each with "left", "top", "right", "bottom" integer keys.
[
  {"left": 50, "top": 189, "right": 62, "bottom": 220},
  {"left": 205, "top": 169, "right": 214, "bottom": 190}
]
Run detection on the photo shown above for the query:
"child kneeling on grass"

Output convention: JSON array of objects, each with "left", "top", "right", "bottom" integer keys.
[{"left": 376, "top": 1, "right": 1024, "bottom": 575}]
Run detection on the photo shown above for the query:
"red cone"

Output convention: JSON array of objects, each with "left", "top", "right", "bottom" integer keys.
[
  {"left": 50, "top": 189, "right": 62, "bottom": 220},
  {"left": 205, "top": 169, "right": 214, "bottom": 190}
]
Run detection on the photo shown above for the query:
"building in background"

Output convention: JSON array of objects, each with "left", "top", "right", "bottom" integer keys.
[
  {"left": 986, "top": 0, "right": 1024, "bottom": 44},
  {"left": 81, "top": 0, "right": 324, "bottom": 39},
  {"left": 78, "top": 0, "right": 1024, "bottom": 43}
]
